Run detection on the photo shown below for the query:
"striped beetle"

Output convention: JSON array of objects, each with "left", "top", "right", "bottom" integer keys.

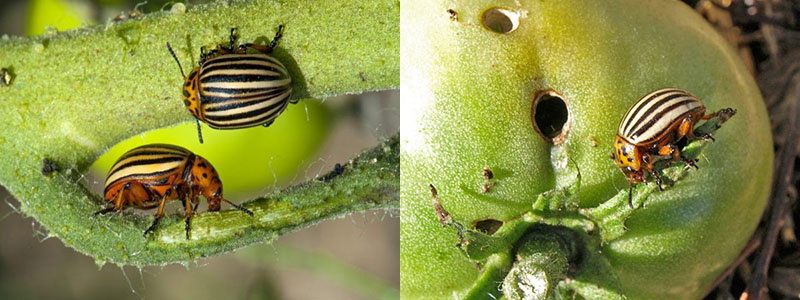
[
  {"left": 94, "top": 144, "right": 253, "bottom": 239},
  {"left": 612, "top": 88, "right": 736, "bottom": 208},
  {"left": 167, "top": 26, "right": 294, "bottom": 143}
]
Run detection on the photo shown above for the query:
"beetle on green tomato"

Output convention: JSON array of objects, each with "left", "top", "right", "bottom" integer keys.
[{"left": 611, "top": 88, "right": 736, "bottom": 208}]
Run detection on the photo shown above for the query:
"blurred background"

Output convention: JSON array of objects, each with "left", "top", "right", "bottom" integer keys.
[{"left": 0, "top": 0, "right": 399, "bottom": 299}]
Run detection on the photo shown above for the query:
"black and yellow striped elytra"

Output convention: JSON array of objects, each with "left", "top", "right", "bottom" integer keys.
[
  {"left": 167, "top": 26, "right": 294, "bottom": 143},
  {"left": 617, "top": 88, "right": 705, "bottom": 145},
  {"left": 95, "top": 144, "right": 253, "bottom": 239},
  {"left": 611, "top": 88, "right": 736, "bottom": 208}
]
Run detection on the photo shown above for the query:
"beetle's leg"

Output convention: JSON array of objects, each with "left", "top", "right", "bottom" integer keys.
[
  {"left": 238, "top": 43, "right": 270, "bottom": 54},
  {"left": 94, "top": 183, "right": 129, "bottom": 216},
  {"left": 228, "top": 28, "right": 238, "bottom": 51},
  {"left": 270, "top": 25, "right": 284, "bottom": 50},
  {"left": 650, "top": 169, "right": 664, "bottom": 191},
  {"left": 695, "top": 108, "right": 736, "bottom": 141},
  {"left": 144, "top": 189, "right": 171, "bottom": 237},
  {"left": 199, "top": 46, "right": 232, "bottom": 65},
  {"left": 199, "top": 46, "right": 209, "bottom": 65},
  {"left": 183, "top": 194, "right": 196, "bottom": 240},
  {"left": 681, "top": 156, "right": 699, "bottom": 169},
  {"left": 696, "top": 132, "right": 716, "bottom": 142},
  {"left": 239, "top": 25, "right": 284, "bottom": 54},
  {"left": 93, "top": 206, "right": 116, "bottom": 216},
  {"left": 700, "top": 108, "right": 737, "bottom": 121},
  {"left": 676, "top": 116, "right": 694, "bottom": 141},
  {"left": 656, "top": 144, "right": 675, "bottom": 157}
]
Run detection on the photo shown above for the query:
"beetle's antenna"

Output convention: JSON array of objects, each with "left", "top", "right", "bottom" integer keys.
[
  {"left": 196, "top": 119, "right": 204, "bottom": 144},
  {"left": 223, "top": 198, "right": 254, "bottom": 216},
  {"left": 166, "top": 42, "right": 186, "bottom": 79}
]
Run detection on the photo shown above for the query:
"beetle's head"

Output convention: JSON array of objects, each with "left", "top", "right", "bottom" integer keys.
[
  {"left": 166, "top": 42, "right": 203, "bottom": 121},
  {"left": 612, "top": 136, "right": 643, "bottom": 181},
  {"left": 188, "top": 155, "right": 223, "bottom": 211},
  {"left": 181, "top": 68, "right": 203, "bottom": 119}
]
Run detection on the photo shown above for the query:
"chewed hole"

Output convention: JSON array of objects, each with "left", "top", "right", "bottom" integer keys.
[
  {"left": 531, "top": 90, "right": 571, "bottom": 145},
  {"left": 481, "top": 8, "right": 519, "bottom": 34},
  {"left": 472, "top": 218, "right": 503, "bottom": 235}
]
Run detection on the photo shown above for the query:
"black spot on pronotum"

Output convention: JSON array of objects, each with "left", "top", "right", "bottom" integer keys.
[
  {"left": 183, "top": 99, "right": 191, "bottom": 106},
  {"left": 197, "top": 162, "right": 207, "bottom": 168},
  {"left": 41, "top": 158, "right": 59, "bottom": 175},
  {"left": 472, "top": 218, "right": 503, "bottom": 235},
  {"left": 202, "top": 173, "right": 208, "bottom": 178},
  {"left": 531, "top": 90, "right": 571, "bottom": 145},
  {"left": 481, "top": 8, "right": 519, "bottom": 34}
]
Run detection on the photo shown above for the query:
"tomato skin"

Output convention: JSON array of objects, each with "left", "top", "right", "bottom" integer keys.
[{"left": 400, "top": 0, "right": 772, "bottom": 299}]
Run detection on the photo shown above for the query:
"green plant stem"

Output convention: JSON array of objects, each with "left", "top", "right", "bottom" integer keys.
[
  {"left": 0, "top": 0, "right": 398, "bottom": 265},
  {"left": 502, "top": 234, "right": 570, "bottom": 300}
]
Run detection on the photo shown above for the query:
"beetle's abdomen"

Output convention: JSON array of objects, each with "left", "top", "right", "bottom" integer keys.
[
  {"left": 103, "top": 144, "right": 192, "bottom": 195},
  {"left": 197, "top": 54, "right": 293, "bottom": 129},
  {"left": 618, "top": 88, "right": 705, "bottom": 145}
]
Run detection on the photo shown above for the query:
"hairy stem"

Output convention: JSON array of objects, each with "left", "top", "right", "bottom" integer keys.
[{"left": 0, "top": 0, "right": 398, "bottom": 265}]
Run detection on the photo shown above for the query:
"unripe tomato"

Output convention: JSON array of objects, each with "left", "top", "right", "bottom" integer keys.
[{"left": 400, "top": 1, "right": 772, "bottom": 299}]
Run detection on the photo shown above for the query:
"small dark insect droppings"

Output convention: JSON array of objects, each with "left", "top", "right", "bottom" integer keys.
[
  {"left": 41, "top": 158, "right": 59, "bottom": 175},
  {"left": 447, "top": 9, "right": 458, "bottom": 21},
  {"left": 481, "top": 167, "right": 495, "bottom": 193},
  {"left": 1, "top": 68, "right": 10, "bottom": 87},
  {"left": 318, "top": 163, "right": 345, "bottom": 182},
  {"left": 359, "top": 72, "right": 367, "bottom": 82},
  {"left": 482, "top": 167, "right": 494, "bottom": 180}
]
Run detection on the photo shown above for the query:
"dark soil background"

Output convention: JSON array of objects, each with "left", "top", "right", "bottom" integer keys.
[{"left": 686, "top": 1, "right": 800, "bottom": 299}]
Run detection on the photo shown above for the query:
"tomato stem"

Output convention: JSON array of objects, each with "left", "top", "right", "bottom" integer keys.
[{"left": 503, "top": 225, "right": 580, "bottom": 300}]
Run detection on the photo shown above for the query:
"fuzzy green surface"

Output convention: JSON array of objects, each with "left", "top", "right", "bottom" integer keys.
[
  {"left": 0, "top": 0, "right": 398, "bottom": 266},
  {"left": 400, "top": 0, "right": 771, "bottom": 299}
]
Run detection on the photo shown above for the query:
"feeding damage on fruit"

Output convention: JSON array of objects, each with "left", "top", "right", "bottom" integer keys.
[
  {"left": 531, "top": 90, "right": 571, "bottom": 145},
  {"left": 482, "top": 7, "right": 519, "bottom": 34},
  {"left": 430, "top": 184, "right": 452, "bottom": 226},
  {"left": 472, "top": 218, "right": 502, "bottom": 235}
]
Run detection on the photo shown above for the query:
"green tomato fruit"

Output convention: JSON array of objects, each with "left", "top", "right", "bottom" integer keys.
[{"left": 400, "top": 0, "right": 772, "bottom": 299}]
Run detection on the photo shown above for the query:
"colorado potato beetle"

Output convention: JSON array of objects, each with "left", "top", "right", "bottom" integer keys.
[
  {"left": 94, "top": 144, "right": 253, "bottom": 238},
  {"left": 611, "top": 88, "right": 736, "bottom": 208},
  {"left": 167, "top": 26, "right": 294, "bottom": 143}
]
